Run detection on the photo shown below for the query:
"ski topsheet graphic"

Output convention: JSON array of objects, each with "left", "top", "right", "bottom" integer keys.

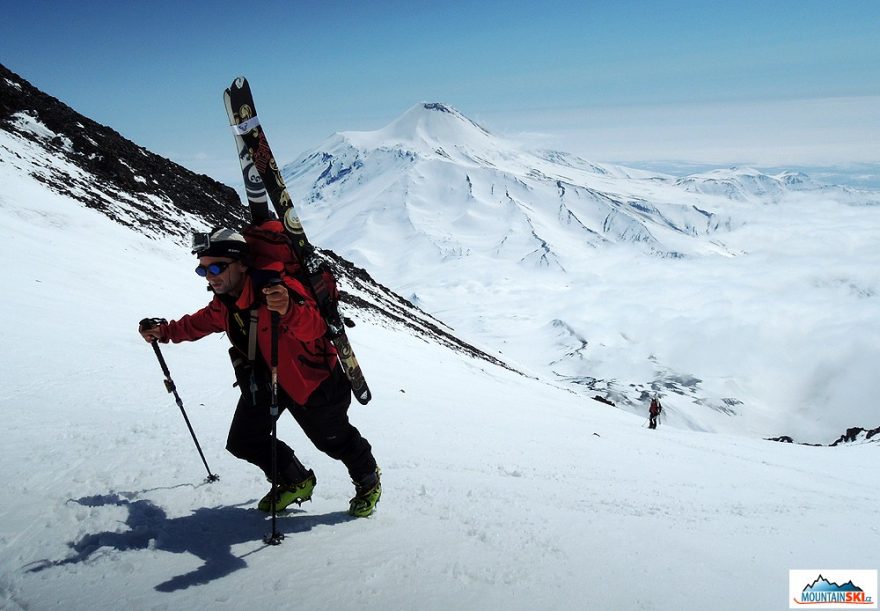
[
  {"left": 224, "top": 77, "right": 372, "bottom": 405},
  {"left": 223, "top": 89, "right": 272, "bottom": 223}
]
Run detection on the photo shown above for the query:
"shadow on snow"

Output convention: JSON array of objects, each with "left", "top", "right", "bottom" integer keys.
[{"left": 24, "top": 489, "right": 354, "bottom": 592}]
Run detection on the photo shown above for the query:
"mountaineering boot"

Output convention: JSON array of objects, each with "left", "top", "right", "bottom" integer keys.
[
  {"left": 349, "top": 468, "right": 381, "bottom": 518},
  {"left": 258, "top": 469, "right": 317, "bottom": 512}
]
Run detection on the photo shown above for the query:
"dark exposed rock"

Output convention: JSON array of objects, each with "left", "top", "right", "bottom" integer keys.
[
  {"left": 1, "top": 63, "right": 244, "bottom": 239},
  {"left": 830, "top": 426, "right": 880, "bottom": 446},
  {"left": 767, "top": 425, "right": 879, "bottom": 447}
]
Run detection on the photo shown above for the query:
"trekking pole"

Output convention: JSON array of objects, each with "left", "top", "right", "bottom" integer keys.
[
  {"left": 263, "top": 308, "right": 284, "bottom": 546},
  {"left": 141, "top": 319, "right": 219, "bottom": 484}
]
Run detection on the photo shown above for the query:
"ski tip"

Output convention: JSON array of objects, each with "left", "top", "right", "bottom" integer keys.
[{"left": 354, "top": 389, "right": 372, "bottom": 405}]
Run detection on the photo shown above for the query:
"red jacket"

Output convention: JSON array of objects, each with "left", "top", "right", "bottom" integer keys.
[{"left": 156, "top": 275, "right": 336, "bottom": 405}]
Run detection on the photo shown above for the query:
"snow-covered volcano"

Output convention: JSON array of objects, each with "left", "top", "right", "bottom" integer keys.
[
  {"left": 284, "top": 102, "right": 740, "bottom": 276},
  {"left": 282, "top": 102, "right": 880, "bottom": 442}
]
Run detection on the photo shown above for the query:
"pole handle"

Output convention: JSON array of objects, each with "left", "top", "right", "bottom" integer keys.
[{"left": 269, "top": 310, "right": 279, "bottom": 416}]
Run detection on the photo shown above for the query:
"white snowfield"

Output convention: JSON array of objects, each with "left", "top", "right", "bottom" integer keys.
[{"left": 1, "top": 111, "right": 878, "bottom": 611}]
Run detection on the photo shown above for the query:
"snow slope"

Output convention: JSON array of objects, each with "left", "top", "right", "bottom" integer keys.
[
  {"left": 1, "top": 116, "right": 878, "bottom": 611},
  {"left": 282, "top": 103, "right": 880, "bottom": 442}
]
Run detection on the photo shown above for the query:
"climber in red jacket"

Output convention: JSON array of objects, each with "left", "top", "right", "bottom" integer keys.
[{"left": 139, "top": 227, "right": 380, "bottom": 517}]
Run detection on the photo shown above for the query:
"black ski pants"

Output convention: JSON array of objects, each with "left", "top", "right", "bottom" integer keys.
[{"left": 225, "top": 364, "right": 377, "bottom": 484}]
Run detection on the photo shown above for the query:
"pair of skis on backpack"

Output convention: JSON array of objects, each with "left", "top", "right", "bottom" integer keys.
[{"left": 223, "top": 77, "right": 371, "bottom": 405}]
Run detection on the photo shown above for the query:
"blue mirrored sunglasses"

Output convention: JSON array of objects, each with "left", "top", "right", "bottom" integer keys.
[{"left": 195, "top": 261, "right": 232, "bottom": 277}]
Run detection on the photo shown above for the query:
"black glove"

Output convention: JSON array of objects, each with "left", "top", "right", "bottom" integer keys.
[{"left": 139, "top": 317, "right": 167, "bottom": 332}]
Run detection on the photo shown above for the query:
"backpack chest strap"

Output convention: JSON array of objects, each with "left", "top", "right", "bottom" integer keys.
[{"left": 247, "top": 308, "right": 259, "bottom": 362}]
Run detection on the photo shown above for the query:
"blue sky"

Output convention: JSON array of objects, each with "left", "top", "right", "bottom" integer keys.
[{"left": 2, "top": 0, "right": 879, "bottom": 187}]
